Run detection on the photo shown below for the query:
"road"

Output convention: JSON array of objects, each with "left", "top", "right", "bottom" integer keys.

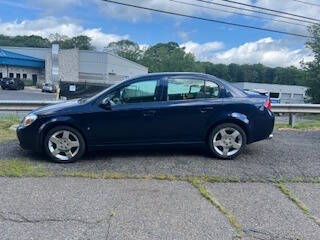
[
  {"left": 1, "top": 178, "right": 320, "bottom": 240},
  {"left": 1, "top": 129, "right": 320, "bottom": 180},
  {"left": 0, "top": 88, "right": 56, "bottom": 101},
  {"left": 1, "top": 129, "right": 320, "bottom": 239}
]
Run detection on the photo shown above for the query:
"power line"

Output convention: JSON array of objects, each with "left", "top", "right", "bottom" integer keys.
[
  {"left": 102, "top": 0, "right": 313, "bottom": 38},
  {"left": 289, "top": 0, "right": 320, "bottom": 7},
  {"left": 194, "top": 0, "right": 317, "bottom": 25},
  {"left": 170, "top": 0, "right": 309, "bottom": 27},
  {"left": 219, "top": 0, "right": 320, "bottom": 22}
]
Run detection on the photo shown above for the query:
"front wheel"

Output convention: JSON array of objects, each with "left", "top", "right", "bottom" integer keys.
[
  {"left": 44, "top": 126, "right": 85, "bottom": 163},
  {"left": 208, "top": 123, "right": 246, "bottom": 160}
]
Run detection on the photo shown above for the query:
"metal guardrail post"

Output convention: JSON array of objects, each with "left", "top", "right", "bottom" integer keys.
[{"left": 289, "top": 113, "right": 296, "bottom": 127}]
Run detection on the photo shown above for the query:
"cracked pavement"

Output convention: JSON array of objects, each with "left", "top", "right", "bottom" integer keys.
[
  {"left": 1, "top": 130, "right": 320, "bottom": 239},
  {"left": 2, "top": 178, "right": 320, "bottom": 239}
]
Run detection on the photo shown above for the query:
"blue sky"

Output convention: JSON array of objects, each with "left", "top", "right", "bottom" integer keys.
[{"left": 0, "top": 0, "right": 316, "bottom": 67}]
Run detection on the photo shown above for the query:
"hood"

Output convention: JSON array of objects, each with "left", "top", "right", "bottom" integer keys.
[{"left": 32, "top": 99, "right": 83, "bottom": 116}]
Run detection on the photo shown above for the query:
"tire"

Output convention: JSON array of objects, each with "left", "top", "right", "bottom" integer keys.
[
  {"left": 44, "top": 126, "right": 86, "bottom": 163},
  {"left": 208, "top": 123, "right": 246, "bottom": 160}
]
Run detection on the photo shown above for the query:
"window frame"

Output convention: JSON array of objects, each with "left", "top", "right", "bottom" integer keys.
[
  {"left": 100, "top": 77, "right": 163, "bottom": 106},
  {"left": 164, "top": 76, "right": 221, "bottom": 102}
]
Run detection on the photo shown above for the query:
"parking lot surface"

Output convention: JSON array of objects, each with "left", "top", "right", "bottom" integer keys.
[
  {"left": 1, "top": 129, "right": 320, "bottom": 180},
  {"left": 1, "top": 178, "right": 320, "bottom": 240},
  {"left": 0, "top": 89, "right": 56, "bottom": 101},
  {"left": 1, "top": 129, "right": 320, "bottom": 240}
]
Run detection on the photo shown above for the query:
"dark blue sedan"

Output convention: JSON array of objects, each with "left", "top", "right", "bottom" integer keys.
[{"left": 17, "top": 73, "right": 274, "bottom": 163}]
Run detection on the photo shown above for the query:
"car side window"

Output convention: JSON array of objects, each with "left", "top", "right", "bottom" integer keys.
[
  {"left": 167, "top": 78, "right": 205, "bottom": 100},
  {"left": 205, "top": 81, "right": 220, "bottom": 98},
  {"left": 167, "top": 78, "right": 219, "bottom": 100},
  {"left": 109, "top": 80, "right": 158, "bottom": 105}
]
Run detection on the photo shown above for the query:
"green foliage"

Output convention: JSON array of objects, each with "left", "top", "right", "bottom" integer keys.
[
  {"left": 141, "top": 42, "right": 202, "bottom": 72},
  {"left": 0, "top": 34, "right": 94, "bottom": 50},
  {"left": 107, "top": 40, "right": 308, "bottom": 87},
  {"left": 105, "top": 40, "right": 143, "bottom": 62},
  {"left": 303, "top": 24, "right": 320, "bottom": 103}
]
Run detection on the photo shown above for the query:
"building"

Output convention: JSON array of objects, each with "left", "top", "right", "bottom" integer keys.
[
  {"left": 233, "top": 82, "right": 308, "bottom": 104},
  {"left": 0, "top": 45, "right": 148, "bottom": 89}
]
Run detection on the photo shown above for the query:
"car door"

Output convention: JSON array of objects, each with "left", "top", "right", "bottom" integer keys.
[
  {"left": 155, "top": 76, "right": 223, "bottom": 143},
  {"left": 87, "top": 77, "right": 163, "bottom": 146}
]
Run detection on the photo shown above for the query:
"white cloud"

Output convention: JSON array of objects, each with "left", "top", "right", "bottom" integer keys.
[
  {"left": 181, "top": 41, "right": 224, "bottom": 60},
  {"left": 183, "top": 38, "right": 314, "bottom": 67},
  {"left": 0, "top": 17, "right": 128, "bottom": 50}
]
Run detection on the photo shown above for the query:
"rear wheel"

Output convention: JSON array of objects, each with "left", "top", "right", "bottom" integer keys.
[
  {"left": 208, "top": 123, "right": 246, "bottom": 159},
  {"left": 44, "top": 126, "right": 85, "bottom": 163}
]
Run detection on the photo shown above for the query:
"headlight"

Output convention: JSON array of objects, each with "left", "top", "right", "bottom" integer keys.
[{"left": 21, "top": 114, "right": 38, "bottom": 127}]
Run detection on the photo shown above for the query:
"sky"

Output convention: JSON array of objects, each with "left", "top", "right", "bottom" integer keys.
[{"left": 0, "top": 0, "right": 317, "bottom": 68}]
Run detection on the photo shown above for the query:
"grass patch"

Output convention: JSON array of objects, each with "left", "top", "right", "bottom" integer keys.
[
  {"left": 275, "top": 121, "right": 320, "bottom": 130},
  {"left": 62, "top": 171, "right": 182, "bottom": 181},
  {"left": 276, "top": 183, "right": 309, "bottom": 214},
  {"left": 0, "top": 159, "right": 51, "bottom": 177},
  {"left": 189, "top": 177, "right": 242, "bottom": 238},
  {"left": 0, "top": 115, "right": 21, "bottom": 142}
]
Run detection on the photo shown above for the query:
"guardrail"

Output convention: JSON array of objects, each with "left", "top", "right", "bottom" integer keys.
[{"left": 0, "top": 101, "right": 320, "bottom": 126}]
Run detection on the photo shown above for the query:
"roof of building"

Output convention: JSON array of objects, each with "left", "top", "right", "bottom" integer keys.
[{"left": 0, "top": 48, "right": 45, "bottom": 68}]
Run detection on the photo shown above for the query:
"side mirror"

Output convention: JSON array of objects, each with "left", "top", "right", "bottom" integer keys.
[{"left": 100, "top": 97, "right": 112, "bottom": 110}]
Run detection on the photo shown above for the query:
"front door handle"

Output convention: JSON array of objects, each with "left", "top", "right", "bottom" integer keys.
[
  {"left": 142, "top": 110, "right": 156, "bottom": 117},
  {"left": 200, "top": 106, "right": 214, "bottom": 113}
]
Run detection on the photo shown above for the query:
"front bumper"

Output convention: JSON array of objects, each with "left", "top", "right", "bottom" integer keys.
[{"left": 16, "top": 125, "right": 42, "bottom": 152}]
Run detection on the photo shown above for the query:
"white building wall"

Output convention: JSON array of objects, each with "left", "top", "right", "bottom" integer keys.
[{"left": 1, "top": 46, "right": 148, "bottom": 85}]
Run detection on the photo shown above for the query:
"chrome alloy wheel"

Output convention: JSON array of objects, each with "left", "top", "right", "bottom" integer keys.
[
  {"left": 48, "top": 130, "right": 80, "bottom": 161},
  {"left": 213, "top": 127, "right": 243, "bottom": 157}
]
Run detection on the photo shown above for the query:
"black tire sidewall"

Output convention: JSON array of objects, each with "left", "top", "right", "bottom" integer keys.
[
  {"left": 208, "top": 123, "right": 246, "bottom": 160},
  {"left": 44, "top": 126, "right": 85, "bottom": 163}
]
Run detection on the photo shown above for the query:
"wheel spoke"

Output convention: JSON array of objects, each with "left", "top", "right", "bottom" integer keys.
[
  {"left": 213, "top": 140, "right": 224, "bottom": 147},
  {"left": 50, "top": 136, "right": 60, "bottom": 145},
  {"left": 231, "top": 131, "right": 240, "bottom": 139},
  {"left": 222, "top": 147, "right": 229, "bottom": 156},
  {"left": 232, "top": 141, "right": 241, "bottom": 149},
  {"left": 66, "top": 150, "right": 73, "bottom": 158},
  {"left": 52, "top": 148, "right": 60, "bottom": 156},
  {"left": 220, "top": 129, "right": 227, "bottom": 137},
  {"left": 69, "top": 140, "right": 79, "bottom": 147},
  {"left": 62, "top": 131, "right": 70, "bottom": 139}
]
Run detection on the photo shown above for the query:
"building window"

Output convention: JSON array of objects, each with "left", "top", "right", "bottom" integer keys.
[
  {"left": 0, "top": 73, "right": 2, "bottom": 79},
  {"left": 9, "top": 73, "right": 14, "bottom": 78},
  {"left": 16, "top": 73, "right": 21, "bottom": 79},
  {"left": 23, "top": 74, "right": 27, "bottom": 79}
]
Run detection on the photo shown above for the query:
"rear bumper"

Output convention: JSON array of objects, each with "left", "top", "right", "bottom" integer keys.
[{"left": 248, "top": 110, "right": 275, "bottom": 144}]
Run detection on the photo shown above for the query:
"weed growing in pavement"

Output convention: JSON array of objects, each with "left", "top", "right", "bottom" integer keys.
[{"left": 188, "top": 177, "right": 242, "bottom": 238}]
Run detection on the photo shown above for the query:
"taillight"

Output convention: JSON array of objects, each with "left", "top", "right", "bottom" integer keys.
[{"left": 264, "top": 98, "right": 271, "bottom": 110}]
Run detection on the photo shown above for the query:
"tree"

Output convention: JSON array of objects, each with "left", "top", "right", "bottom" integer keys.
[
  {"left": 141, "top": 42, "right": 200, "bottom": 72},
  {"left": 105, "top": 40, "right": 143, "bottom": 62},
  {"left": 302, "top": 24, "right": 320, "bottom": 103}
]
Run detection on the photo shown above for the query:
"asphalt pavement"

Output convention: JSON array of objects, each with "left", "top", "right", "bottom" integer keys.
[
  {"left": 0, "top": 88, "right": 56, "bottom": 101},
  {"left": 1, "top": 178, "right": 320, "bottom": 240},
  {"left": 1, "top": 128, "right": 320, "bottom": 239},
  {"left": 1, "top": 129, "right": 320, "bottom": 180}
]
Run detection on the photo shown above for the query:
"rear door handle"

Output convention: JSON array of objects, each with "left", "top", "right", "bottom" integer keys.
[
  {"left": 142, "top": 110, "right": 156, "bottom": 117},
  {"left": 200, "top": 106, "right": 214, "bottom": 113}
]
